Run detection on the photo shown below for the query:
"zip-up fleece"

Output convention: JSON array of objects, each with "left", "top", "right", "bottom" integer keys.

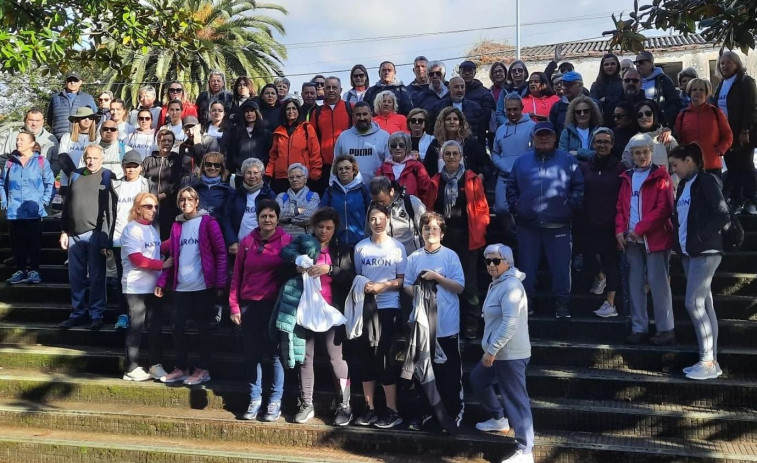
[{"left": 615, "top": 164, "right": 674, "bottom": 253}]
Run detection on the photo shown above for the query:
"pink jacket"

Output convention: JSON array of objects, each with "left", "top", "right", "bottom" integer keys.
[
  {"left": 375, "top": 159, "right": 433, "bottom": 207},
  {"left": 156, "top": 212, "right": 227, "bottom": 290},
  {"left": 229, "top": 226, "right": 292, "bottom": 314},
  {"left": 615, "top": 165, "right": 674, "bottom": 253}
]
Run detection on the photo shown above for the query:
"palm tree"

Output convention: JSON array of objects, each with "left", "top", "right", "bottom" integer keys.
[{"left": 103, "top": 0, "right": 287, "bottom": 106}]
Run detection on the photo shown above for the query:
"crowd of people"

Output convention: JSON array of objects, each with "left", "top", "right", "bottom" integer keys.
[{"left": 1, "top": 48, "right": 755, "bottom": 463}]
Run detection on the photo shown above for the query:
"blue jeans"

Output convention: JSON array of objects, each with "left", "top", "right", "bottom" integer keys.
[
  {"left": 241, "top": 300, "right": 284, "bottom": 404},
  {"left": 67, "top": 230, "right": 107, "bottom": 321},
  {"left": 470, "top": 357, "right": 534, "bottom": 453},
  {"left": 517, "top": 224, "right": 572, "bottom": 303}
]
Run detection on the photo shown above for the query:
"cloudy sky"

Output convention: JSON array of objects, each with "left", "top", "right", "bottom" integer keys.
[{"left": 271, "top": 0, "right": 658, "bottom": 92}]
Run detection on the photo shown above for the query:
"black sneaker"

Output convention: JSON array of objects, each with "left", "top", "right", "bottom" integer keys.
[
  {"left": 57, "top": 318, "right": 80, "bottom": 329},
  {"left": 374, "top": 409, "right": 403, "bottom": 429},
  {"left": 89, "top": 319, "right": 104, "bottom": 331},
  {"left": 334, "top": 404, "right": 352, "bottom": 426},
  {"left": 294, "top": 402, "right": 314, "bottom": 424},
  {"left": 555, "top": 300, "right": 571, "bottom": 319},
  {"left": 354, "top": 408, "right": 377, "bottom": 426},
  {"left": 407, "top": 414, "right": 432, "bottom": 431}
]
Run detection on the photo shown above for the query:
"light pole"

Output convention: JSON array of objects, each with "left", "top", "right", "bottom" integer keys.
[{"left": 516, "top": 0, "right": 521, "bottom": 60}]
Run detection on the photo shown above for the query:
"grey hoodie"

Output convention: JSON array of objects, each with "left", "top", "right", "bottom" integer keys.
[
  {"left": 333, "top": 122, "right": 389, "bottom": 185},
  {"left": 482, "top": 267, "right": 531, "bottom": 361}
]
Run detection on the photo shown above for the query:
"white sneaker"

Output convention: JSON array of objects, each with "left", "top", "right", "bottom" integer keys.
[
  {"left": 475, "top": 417, "right": 510, "bottom": 432},
  {"left": 501, "top": 449, "right": 534, "bottom": 463},
  {"left": 589, "top": 276, "right": 607, "bottom": 295},
  {"left": 593, "top": 301, "right": 618, "bottom": 318},
  {"left": 746, "top": 203, "right": 757, "bottom": 215},
  {"left": 123, "top": 367, "right": 152, "bottom": 382},
  {"left": 684, "top": 361, "right": 723, "bottom": 377},
  {"left": 685, "top": 362, "right": 718, "bottom": 380},
  {"left": 149, "top": 364, "right": 168, "bottom": 381}
]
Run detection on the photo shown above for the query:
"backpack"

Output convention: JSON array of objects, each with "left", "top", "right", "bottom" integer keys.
[
  {"left": 281, "top": 190, "right": 315, "bottom": 204},
  {"left": 722, "top": 207, "right": 744, "bottom": 252}
]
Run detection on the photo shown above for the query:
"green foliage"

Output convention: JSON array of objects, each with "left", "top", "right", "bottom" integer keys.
[
  {"left": 0, "top": 72, "right": 55, "bottom": 123},
  {"left": 604, "top": 0, "right": 757, "bottom": 54}
]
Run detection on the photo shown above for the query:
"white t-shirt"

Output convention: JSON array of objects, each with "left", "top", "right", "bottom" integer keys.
[
  {"left": 403, "top": 246, "right": 465, "bottom": 337},
  {"left": 176, "top": 216, "right": 206, "bottom": 292},
  {"left": 676, "top": 174, "right": 694, "bottom": 255},
  {"left": 113, "top": 180, "right": 146, "bottom": 246},
  {"left": 629, "top": 169, "right": 651, "bottom": 233},
  {"left": 577, "top": 127, "right": 590, "bottom": 149},
  {"left": 238, "top": 191, "right": 260, "bottom": 242},
  {"left": 718, "top": 75, "right": 736, "bottom": 117},
  {"left": 391, "top": 162, "right": 405, "bottom": 180},
  {"left": 165, "top": 122, "right": 186, "bottom": 146},
  {"left": 120, "top": 221, "right": 162, "bottom": 294},
  {"left": 126, "top": 131, "right": 155, "bottom": 160},
  {"left": 354, "top": 236, "right": 407, "bottom": 309}
]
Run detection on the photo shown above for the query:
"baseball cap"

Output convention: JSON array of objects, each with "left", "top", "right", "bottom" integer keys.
[
  {"left": 532, "top": 121, "right": 556, "bottom": 135},
  {"left": 65, "top": 71, "right": 81, "bottom": 81},
  {"left": 122, "top": 150, "right": 142, "bottom": 165},
  {"left": 561, "top": 71, "right": 583, "bottom": 83},
  {"left": 182, "top": 115, "right": 199, "bottom": 127},
  {"left": 459, "top": 60, "right": 477, "bottom": 70}
]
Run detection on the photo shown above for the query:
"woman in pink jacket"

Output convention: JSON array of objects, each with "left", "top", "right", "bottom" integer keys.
[
  {"left": 229, "top": 199, "right": 293, "bottom": 423},
  {"left": 155, "top": 186, "right": 227, "bottom": 386}
]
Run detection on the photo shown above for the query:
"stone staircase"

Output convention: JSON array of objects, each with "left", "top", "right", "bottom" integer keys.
[{"left": 0, "top": 216, "right": 756, "bottom": 462}]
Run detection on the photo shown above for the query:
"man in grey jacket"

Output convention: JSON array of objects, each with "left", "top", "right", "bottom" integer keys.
[
  {"left": 333, "top": 102, "right": 389, "bottom": 185},
  {"left": 2, "top": 108, "right": 59, "bottom": 170}
]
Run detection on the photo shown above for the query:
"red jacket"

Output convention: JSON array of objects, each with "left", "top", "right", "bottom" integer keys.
[
  {"left": 615, "top": 165, "right": 674, "bottom": 253},
  {"left": 373, "top": 113, "right": 409, "bottom": 135},
  {"left": 428, "top": 169, "right": 490, "bottom": 250},
  {"left": 376, "top": 159, "right": 433, "bottom": 207},
  {"left": 266, "top": 122, "right": 322, "bottom": 181},
  {"left": 674, "top": 103, "right": 733, "bottom": 170},
  {"left": 311, "top": 101, "right": 352, "bottom": 165}
]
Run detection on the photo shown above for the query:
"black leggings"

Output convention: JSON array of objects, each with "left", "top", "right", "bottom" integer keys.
[
  {"left": 8, "top": 219, "right": 41, "bottom": 271},
  {"left": 124, "top": 293, "right": 163, "bottom": 373},
  {"left": 299, "top": 326, "right": 349, "bottom": 403},
  {"left": 171, "top": 289, "right": 215, "bottom": 371},
  {"left": 351, "top": 310, "right": 399, "bottom": 385}
]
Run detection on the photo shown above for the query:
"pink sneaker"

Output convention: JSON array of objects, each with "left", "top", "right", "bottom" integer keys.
[
  {"left": 161, "top": 368, "right": 188, "bottom": 384},
  {"left": 183, "top": 368, "right": 210, "bottom": 386}
]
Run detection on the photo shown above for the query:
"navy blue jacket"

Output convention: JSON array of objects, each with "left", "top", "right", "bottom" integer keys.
[
  {"left": 363, "top": 81, "right": 413, "bottom": 116},
  {"left": 193, "top": 179, "right": 234, "bottom": 221},
  {"left": 433, "top": 97, "right": 487, "bottom": 142},
  {"left": 221, "top": 184, "right": 276, "bottom": 245},
  {"left": 46, "top": 90, "right": 97, "bottom": 140},
  {"left": 672, "top": 172, "right": 730, "bottom": 256},
  {"left": 507, "top": 148, "right": 584, "bottom": 227}
]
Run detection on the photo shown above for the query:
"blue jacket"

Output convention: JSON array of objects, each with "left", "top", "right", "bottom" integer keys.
[
  {"left": 221, "top": 184, "right": 276, "bottom": 245},
  {"left": 321, "top": 176, "right": 371, "bottom": 246},
  {"left": 46, "top": 90, "right": 97, "bottom": 140},
  {"left": 0, "top": 152, "right": 55, "bottom": 220},
  {"left": 192, "top": 179, "right": 234, "bottom": 221},
  {"left": 558, "top": 124, "right": 598, "bottom": 162},
  {"left": 507, "top": 148, "right": 584, "bottom": 227}
]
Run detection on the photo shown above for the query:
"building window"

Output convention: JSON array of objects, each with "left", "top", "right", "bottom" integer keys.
[{"left": 658, "top": 61, "right": 683, "bottom": 86}]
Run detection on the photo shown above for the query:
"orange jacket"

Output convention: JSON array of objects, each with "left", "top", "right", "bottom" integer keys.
[
  {"left": 312, "top": 101, "right": 353, "bottom": 165},
  {"left": 428, "top": 169, "right": 490, "bottom": 250},
  {"left": 373, "top": 113, "right": 409, "bottom": 135},
  {"left": 266, "top": 122, "right": 322, "bottom": 181},
  {"left": 674, "top": 103, "right": 733, "bottom": 170}
]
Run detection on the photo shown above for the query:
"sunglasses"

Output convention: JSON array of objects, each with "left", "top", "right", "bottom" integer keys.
[
  {"left": 140, "top": 204, "right": 159, "bottom": 211},
  {"left": 624, "top": 78, "right": 640, "bottom": 84},
  {"left": 66, "top": 78, "right": 80, "bottom": 83},
  {"left": 101, "top": 127, "right": 118, "bottom": 132},
  {"left": 98, "top": 98, "right": 111, "bottom": 102},
  {"left": 634, "top": 59, "right": 650, "bottom": 65},
  {"left": 168, "top": 88, "right": 183, "bottom": 93},
  {"left": 352, "top": 73, "right": 366, "bottom": 78},
  {"left": 612, "top": 113, "right": 627, "bottom": 120},
  {"left": 637, "top": 110, "right": 654, "bottom": 119},
  {"left": 485, "top": 258, "right": 503, "bottom": 266},
  {"left": 314, "top": 82, "right": 325, "bottom": 87},
  {"left": 256, "top": 240, "right": 268, "bottom": 254},
  {"left": 205, "top": 162, "right": 223, "bottom": 169},
  {"left": 390, "top": 143, "right": 406, "bottom": 149},
  {"left": 124, "top": 163, "right": 140, "bottom": 168},
  {"left": 429, "top": 71, "right": 443, "bottom": 77},
  {"left": 409, "top": 118, "right": 425, "bottom": 124},
  {"left": 138, "top": 116, "right": 152, "bottom": 121},
  {"left": 574, "top": 109, "right": 591, "bottom": 116}
]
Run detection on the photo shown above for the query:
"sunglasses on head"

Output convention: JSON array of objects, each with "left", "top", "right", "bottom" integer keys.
[
  {"left": 390, "top": 143, "right": 406, "bottom": 149},
  {"left": 624, "top": 78, "right": 640, "bottom": 84},
  {"left": 637, "top": 110, "right": 654, "bottom": 119},
  {"left": 205, "top": 162, "right": 223, "bottom": 169},
  {"left": 140, "top": 204, "right": 159, "bottom": 211},
  {"left": 409, "top": 118, "right": 425, "bottom": 124},
  {"left": 575, "top": 109, "right": 591, "bottom": 116},
  {"left": 101, "top": 127, "right": 118, "bottom": 132},
  {"left": 485, "top": 258, "right": 503, "bottom": 266}
]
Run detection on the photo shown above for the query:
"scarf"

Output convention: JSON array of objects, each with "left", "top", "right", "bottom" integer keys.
[
  {"left": 287, "top": 186, "right": 312, "bottom": 206},
  {"left": 202, "top": 175, "right": 222, "bottom": 185},
  {"left": 440, "top": 166, "right": 465, "bottom": 218},
  {"left": 242, "top": 180, "right": 264, "bottom": 194}
]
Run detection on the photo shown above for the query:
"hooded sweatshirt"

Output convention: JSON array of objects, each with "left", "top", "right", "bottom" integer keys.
[
  {"left": 321, "top": 172, "right": 371, "bottom": 246},
  {"left": 492, "top": 114, "right": 535, "bottom": 175},
  {"left": 482, "top": 267, "right": 531, "bottom": 360},
  {"left": 333, "top": 122, "right": 389, "bottom": 185}
]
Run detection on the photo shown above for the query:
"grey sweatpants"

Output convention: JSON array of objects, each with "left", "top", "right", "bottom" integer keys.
[
  {"left": 681, "top": 254, "right": 722, "bottom": 363},
  {"left": 625, "top": 243, "right": 674, "bottom": 334}
]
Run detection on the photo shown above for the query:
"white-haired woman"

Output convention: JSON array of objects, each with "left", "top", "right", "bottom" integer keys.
[
  {"left": 375, "top": 132, "right": 432, "bottom": 207},
  {"left": 615, "top": 133, "right": 675, "bottom": 345},
  {"left": 275, "top": 163, "right": 320, "bottom": 236},
  {"left": 373, "top": 90, "right": 408, "bottom": 135},
  {"left": 469, "top": 243, "right": 534, "bottom": 463}
]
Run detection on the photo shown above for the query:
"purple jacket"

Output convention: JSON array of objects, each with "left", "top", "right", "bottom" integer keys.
[{"left": 157, "top": 211, "right": 227, "bottom": 290}]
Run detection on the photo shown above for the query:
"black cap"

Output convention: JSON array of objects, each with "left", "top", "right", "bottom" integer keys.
[
  {"left": 459, "top": 60, "right": 476, "bottom": 70},
  {"left": 65, "top": 71, "right": 81, "bottom": 81}
]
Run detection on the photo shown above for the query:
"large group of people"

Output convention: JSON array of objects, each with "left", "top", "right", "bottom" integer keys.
[{"left": 1, "top": 48, "right": 755, "bottom": 463}]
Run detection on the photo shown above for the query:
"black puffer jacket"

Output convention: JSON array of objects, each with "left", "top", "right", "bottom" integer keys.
[{"left": 673, "top": 172, "right": 730, "bottom": 256}]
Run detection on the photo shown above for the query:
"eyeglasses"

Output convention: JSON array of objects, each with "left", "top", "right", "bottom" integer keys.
[
  {"left": 205, "top": 162, "right": 223, "bottom": 169},
  {"left": 140, "top": 204, "right": 159, "bottom": 211},
  {"left": 485, "top": 258, "right": 503, "bottom": 266},
  {"left": 138, "top": 116, "right": 152, "bottom": 121},
  {"left": 623, "top": 78, "right": 640, "bottom": 84},
  {"left": 511, "top": 68, "right": 525, "bottom": 74},
  {"left": 633, "top": 59, "right": 650, "bottom": 65},
  {"left": 101, "top": 127, "right": 118, "bottom": 132},
  {"left": 443, "top": 151, "right": 461, "bottom": 158},
  {"left": 574, "top": 109, "right": 591, "bottom": 116},
  {"left": 636, "top": 110, "right": 654, "bottom": 119},
  {"left": 314, "top": 82, "right": 325, "bottom": 87},
  {"left": 168, "top": 88, "right": 183, "bottom": 93},
  {"left": 288, "top": 175, "right": 305, "bottom": 180},
  {"left": 429, "top": 71, "right": 443, "bottom": 77},
  {"left": 409, "top": 118, "right": 425, "bottom": 124},
  {"left": 612, "top": 113, "right": 628, "bottom": 120},
  {"left": 390, "top": 143, "right": 406, "bottom": 149}
]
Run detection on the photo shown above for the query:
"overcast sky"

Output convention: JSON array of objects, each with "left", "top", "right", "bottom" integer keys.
[{"left": 272, "top": 0, "right": 657, "bottom": 92}]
